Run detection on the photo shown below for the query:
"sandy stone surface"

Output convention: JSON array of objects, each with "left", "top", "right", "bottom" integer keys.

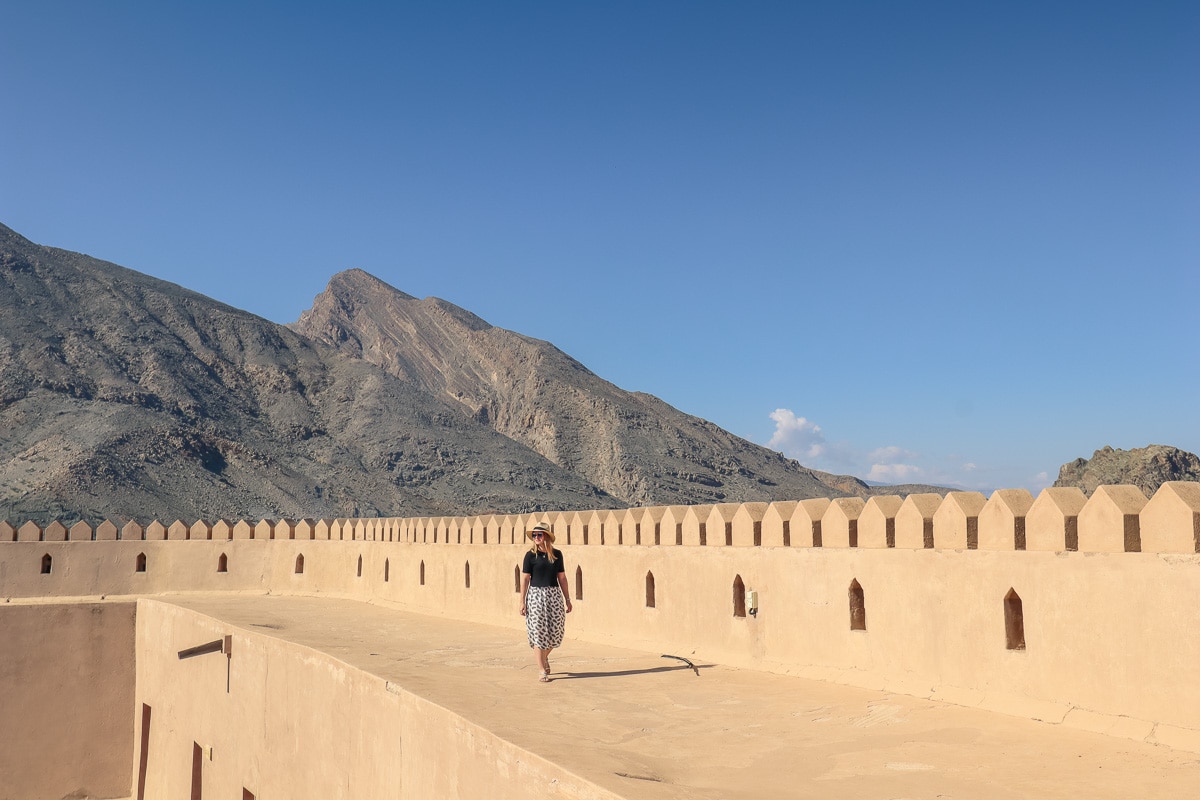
[{"left": 164, "top": 594, "right": 1200, "bottom": 800}]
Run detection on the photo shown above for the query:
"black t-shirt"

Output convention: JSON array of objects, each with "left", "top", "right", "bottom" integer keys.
[{"left": 523, "top": 548, "right": 565, "bottom": 588}]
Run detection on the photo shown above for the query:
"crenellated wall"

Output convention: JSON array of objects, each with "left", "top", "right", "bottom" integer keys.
[{"left": 2, "top": 480, "right": 1199, "bottom": 793}]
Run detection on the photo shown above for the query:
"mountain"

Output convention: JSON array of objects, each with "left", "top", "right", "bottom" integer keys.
[
  {"left": 1, "top": 222, "right": 940, "bottom": 526},
  {"left": 0, "top": 223, "right": 613, "bottom": 524},
  {"left": 290, "top": 269, "right": 874, "bottom": 507},
  {"left": 1054, "top": 445, "right": 1200, "bottom": 497}
]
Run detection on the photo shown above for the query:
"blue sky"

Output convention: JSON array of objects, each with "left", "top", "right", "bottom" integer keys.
[{"left": 3, "top": 2, "right": 1197, "bottom": 493}]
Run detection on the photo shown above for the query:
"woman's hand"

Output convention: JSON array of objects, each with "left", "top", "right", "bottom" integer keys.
[
  {"left": 565, "top": 600, "right": 573, "bottom": 614},
  {"left": 519, "top": 601, "right": 527, "bottom": 616}
]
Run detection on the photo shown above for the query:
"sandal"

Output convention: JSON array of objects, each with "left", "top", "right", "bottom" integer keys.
[{"left": 539, "top": 670, "right": 551, "bottom": 683}]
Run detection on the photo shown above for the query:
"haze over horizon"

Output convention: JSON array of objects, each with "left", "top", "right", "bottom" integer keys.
[{"left": 3, "top": 2, "right": 1196, "bottom": 493}]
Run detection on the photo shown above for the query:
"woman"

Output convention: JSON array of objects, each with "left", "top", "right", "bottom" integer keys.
[{"left": 519, "top": 522, "right": 572, "bottom": 682}]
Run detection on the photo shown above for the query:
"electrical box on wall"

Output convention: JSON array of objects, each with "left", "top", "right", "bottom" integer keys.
[{"left": 746, "top": 589, "right": 758, "bottom": 617}]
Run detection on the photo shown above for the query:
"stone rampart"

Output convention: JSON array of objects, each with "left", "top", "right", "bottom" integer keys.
[{"left": 2, "top": 481, "right": 1199, "bottom": 770}]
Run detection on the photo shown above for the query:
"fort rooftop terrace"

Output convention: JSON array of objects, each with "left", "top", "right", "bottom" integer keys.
[{"left": 116, "top": 593, "right": 1200, "bottom": 799}]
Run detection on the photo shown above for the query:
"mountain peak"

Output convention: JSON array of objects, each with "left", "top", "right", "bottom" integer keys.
[{"left": 292, "top": 268, "right": 873, "bottom": 506}]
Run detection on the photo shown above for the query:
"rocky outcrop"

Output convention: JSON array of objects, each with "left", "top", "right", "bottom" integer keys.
[{"left": 1054, "top": 445, "right": 1200, "bottom": 497}]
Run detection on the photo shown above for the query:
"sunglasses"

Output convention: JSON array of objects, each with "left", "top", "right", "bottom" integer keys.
[{"left": 531, "top": 532, "right": 546, "bottom": 538}]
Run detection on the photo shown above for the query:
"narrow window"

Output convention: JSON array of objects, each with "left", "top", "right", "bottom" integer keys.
[
  {"left": 514, "top": 565, "right": 521, "bottom": 593},
  {"left": 575, "top": 565, "right": 583, "bottom": 600},
  {"left": 922, "top": 519, "right": 934, "bottom": 549},
  {"left": 782, "top": 520, "right": 791, "bottom": 547},
  {"left": 41, "top": 553, "right": 52, "bottom": 574},
  {"left": 654, "top": 522, "right": 661, "bottom": 545},
  {"left": 419, "top": 561, "right": 425, "bottom": 586},
  {"left": 1004, "top": 588, "right": 1026, "bottom": 650},
  {"left": 464, "top": 561, "right": 471, "bottom": 589},
  {"left": 136, "top": 552, "right": 147, "bottom": 573},
  {"left": 848, "top": 520, "right": 858, "bottom": 548},
  {"left": 885, "top": 519, "right": 896, "bottom": 548},
  {"left": 724, "top": 522, "right": 732, "bottom": 546},
  {"left": 217, "top": 553, "right": 228, "bottom": 573},
  {"left": 243, "top": 791, "right": 255, "bottom": 800},
  {"left": 753, "top": 521, "right": 762, "bottom": 547},
  {"left": 733, "top": 575, "right": 746, "bottom": 617},
  {"left": 812, "top": 520, "right": 823, "bottom": 548},
  {"left": 295, "top": 554, "right": 304, "bottom": 574},
  {"left": 849, "top": 579, "right": 866, "bottom": 631},
  {"left": 675, "top": 523, "right": 683, "bottom": 546},
  {"left": 384, "top": 558, "right": 390, "bottom": 582},
  {"left": 646, "top": 571, "right": 656, "bottom": 608},
  {"left": 699, "top": 522, "right": 707, "bottom": 546},
  {"left": 357, "top": 555, "right": 363, "bottom": 578},
  {"left": 635, "top": 523, "right": 641, "bottom": 545},
  {"left": 583, "top": 524, "right": 589, "bottom": 545},
  {"left": 1064, "top": 516, "right": 1079, "bottom": 551}
]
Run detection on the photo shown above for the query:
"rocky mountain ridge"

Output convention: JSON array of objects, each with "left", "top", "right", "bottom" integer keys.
[
  {"left": 290, "top": 269, "right": 879, "bottom": 507},
  {"left": 6, "top": 223, "right": 1192, "bottom": 525},
  {"left": 0, "top": 223, "right": 904, "bottom": 525},
  {"left": 0, "top": 224, "right": 612, "bottom": 523}
]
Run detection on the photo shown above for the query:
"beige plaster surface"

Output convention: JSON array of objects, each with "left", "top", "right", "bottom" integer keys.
[
  {"left": 158, "top": 593, "right": 1200, "bottom": 800},
  {"left": 0, "top": 602, "right": 135, "bottom": 800}
]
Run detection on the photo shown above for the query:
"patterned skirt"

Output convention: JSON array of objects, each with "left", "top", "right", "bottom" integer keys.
[{"left": 525, "top": 586, "right": 566, "bottom": 649}]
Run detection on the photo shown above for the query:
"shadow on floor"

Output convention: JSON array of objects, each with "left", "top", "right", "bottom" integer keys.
[{"left": 554, "top": 663, "right": 713, "bottom": 680}]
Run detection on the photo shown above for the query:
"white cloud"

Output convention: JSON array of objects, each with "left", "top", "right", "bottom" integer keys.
[
  {"left": 867, "top": 445, "right": 917, "bottom": 465},
  {"left": 767, "top": 409, "right": 826, "bottom": 460},
  {"left": 1030, "top": 471, "right": 1054, "bottom": 492},
  {"left": 764, "top": 408, "right": 1019, "bottom": 490},
  {"left": 867, "top": 463, "right": 925, "bottom": 482}
]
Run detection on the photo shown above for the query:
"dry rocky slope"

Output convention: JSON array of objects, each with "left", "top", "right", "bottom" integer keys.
[
  {"left": 1054, "top": 444, "right": 1200, "bottom": 497},
  {"left": 0, "top": 224, "right": 612, "bottom": 524},
  {"left": 291, "top": 269, "right": 882, "bottom": 507},
  {"left": 6, "top": 223, "right": 1189, "bottom": 526},
  {"left": 0, "top": 222, "right": 950, "bottom": 526}
]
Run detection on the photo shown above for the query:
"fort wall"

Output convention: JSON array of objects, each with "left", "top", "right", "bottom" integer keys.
[
  {"left": 0, "top": 602, "right": 135, "bottom": 800},
  {"left": 134, "top": 600, "right": 622, "bottom": 800},
  {"left": 2, "top": 482, "right": 1199, "bottom": 797}
]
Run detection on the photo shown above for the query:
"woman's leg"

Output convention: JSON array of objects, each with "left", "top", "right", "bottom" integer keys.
[{"left": 533, "top": 647, "right": 550, "bottom": 679}]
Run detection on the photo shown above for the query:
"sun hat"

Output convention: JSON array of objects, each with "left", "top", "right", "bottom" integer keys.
[{"left": 526, "top": 523, "right": 555, "bottom": 543}]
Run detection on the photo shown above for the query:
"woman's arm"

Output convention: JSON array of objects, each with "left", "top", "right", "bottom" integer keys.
[
  {"left": 557, "top": 572, "right": 573, "bottom": 613},
  {"left": 519, "top": 573, "right": 531, "bottom": 615}
]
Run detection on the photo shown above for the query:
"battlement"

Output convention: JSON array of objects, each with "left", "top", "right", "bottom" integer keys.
[
  {"left": 4, "top": 482, "right": 1197, "bottom": 556},
  {"left": 2, "top": 480, "right": 1199, "bottom": 798}
]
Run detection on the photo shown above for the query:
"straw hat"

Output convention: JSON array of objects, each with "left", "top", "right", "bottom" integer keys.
[{"left": 525, "top": 522, "right": 555, "bottom": 543}]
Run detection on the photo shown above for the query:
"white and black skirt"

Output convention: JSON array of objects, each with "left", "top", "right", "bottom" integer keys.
[{"left": 525, "top": 586, "right": 566, "bottom": 649}]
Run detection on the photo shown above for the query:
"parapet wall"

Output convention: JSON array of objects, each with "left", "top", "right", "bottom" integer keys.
[
  {"left": 2, "top": 482, "right": 1199, "bottom": 758},
  {"left": 4, "top": 482, "right": 1198, "bottom": 557}
]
